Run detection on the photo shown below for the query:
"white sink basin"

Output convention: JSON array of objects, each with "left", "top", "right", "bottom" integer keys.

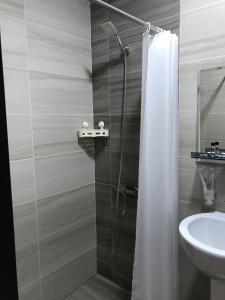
[{"left": 179, "top": 212, "right": 225, "bottom": 280}]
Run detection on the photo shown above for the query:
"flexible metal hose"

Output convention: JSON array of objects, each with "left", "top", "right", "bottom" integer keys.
[{"left": 115, "top": 50, "right": 127, "bottom": 217}]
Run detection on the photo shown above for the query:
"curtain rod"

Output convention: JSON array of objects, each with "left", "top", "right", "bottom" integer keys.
[{"left": 90, "top": 0, "right": 165, "bottom": 33}]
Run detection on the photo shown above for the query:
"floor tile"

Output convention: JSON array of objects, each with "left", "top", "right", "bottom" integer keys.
[{"left": 66, "top": 274, "right": 130, "bottom": 300}]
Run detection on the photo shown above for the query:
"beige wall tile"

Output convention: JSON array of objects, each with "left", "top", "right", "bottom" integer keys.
[
  {"left": 30, "top": 71, "right": 93, "bottom": 115},
  {"left": 180, "top": 1, "right": 225, "bottom": 64},
  {"left": 0, "top": 14, "right": 27, "bottom": 68},
  {"left": 0, "top": 0, "right": 24, "bottom": 18},
  {"left": 35, "top": 152, "right": 95, "bottom": 199},
  {"left": 26, "top": 0, "right": 91, "bottom": 41},
  {"left": 10, "top": 159, "right": 35, "bottom": 206},
  {"left": 3, "top": 67, "right": 30, "bottom": 114},
  {"left": 27, "top": 22, "right": 92, "bottom": 79},
  {"left": 7, "top": 115, "right": 33, "bottom": 160}
]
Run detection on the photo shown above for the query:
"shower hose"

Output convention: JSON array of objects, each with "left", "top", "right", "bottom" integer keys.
[{"left": 115, "top": 50, "right": 127, "bottom": 217}]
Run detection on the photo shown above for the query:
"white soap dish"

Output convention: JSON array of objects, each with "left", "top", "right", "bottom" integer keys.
[{"left": 77, "top": 121, "right": 109, "bottom": 138}]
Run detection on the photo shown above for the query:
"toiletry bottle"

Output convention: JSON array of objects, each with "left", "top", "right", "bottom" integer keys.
[
  {"left": 210, "top": 142, "right": 215, "bottom": 155},
  {"left": 215, "top": 142, "right": 219, "bottom": 154}
]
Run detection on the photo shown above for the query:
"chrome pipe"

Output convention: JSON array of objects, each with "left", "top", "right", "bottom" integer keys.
[{"left": 90, "top": 0, "right": 164, "bottom": 33}]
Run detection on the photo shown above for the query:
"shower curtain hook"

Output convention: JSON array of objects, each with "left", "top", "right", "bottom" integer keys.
[{"left": 146, "top": 22, "right": 151, "bottom": 34}]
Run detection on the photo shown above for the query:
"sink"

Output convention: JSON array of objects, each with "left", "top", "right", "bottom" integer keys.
[
  {"left": 179, "top": 212, "right": 225, "bottom": 300},
  {"left": 179, "top": 212, "right": 225, "bottom": 279}
]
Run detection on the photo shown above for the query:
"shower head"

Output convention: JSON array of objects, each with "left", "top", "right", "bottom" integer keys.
[
  {"left": 101, "top": 21, "right": 132, "bottom": 56},
  {"left": 101, "top": 21, "right": 118, "bottom": 37}
]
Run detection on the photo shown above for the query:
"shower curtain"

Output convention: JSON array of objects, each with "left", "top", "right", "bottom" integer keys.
[{"left": 132, "top": 31, "right": 178, "bottom": 300}]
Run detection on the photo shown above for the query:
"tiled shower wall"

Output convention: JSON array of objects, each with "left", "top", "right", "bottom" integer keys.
[
  {"left": 2, "top": 0, "right": 96, "bottom": 299},
  {"left": 179, "top": 0, "right": 225, "bottom": 299},
  {"left": 91, "top": 0, "right": 180, "bottom": 292}
]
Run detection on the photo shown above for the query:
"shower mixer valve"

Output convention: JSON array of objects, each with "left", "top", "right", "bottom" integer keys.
[{"left": 77, "top": 121, "right": 109, "bottom": 138}]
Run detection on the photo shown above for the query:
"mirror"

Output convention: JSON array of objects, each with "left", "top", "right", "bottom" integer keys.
[{"left": 192, "top": 66, "right": 225, "bottom": 161}]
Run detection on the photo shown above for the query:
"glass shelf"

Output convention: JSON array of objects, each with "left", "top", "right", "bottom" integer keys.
[{"left": 191, "top": 151, "right": 225, "bottom": 161}]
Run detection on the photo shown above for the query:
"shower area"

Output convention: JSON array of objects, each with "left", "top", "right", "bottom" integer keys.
[
  {"left": 92, "top": 5, "right": 141, "bottom": 294},
  {"left": 3, "top": 0, "right": 180, "bottom": 299}
]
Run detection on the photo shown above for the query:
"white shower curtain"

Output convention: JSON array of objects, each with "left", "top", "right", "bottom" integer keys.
[{"left": 131, "top": 31, "right": 178, "bottom": 300}]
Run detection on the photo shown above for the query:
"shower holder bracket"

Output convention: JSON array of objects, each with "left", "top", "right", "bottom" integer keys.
[{"left": 77, "top": 121, "right": 109, "bottom": 138}]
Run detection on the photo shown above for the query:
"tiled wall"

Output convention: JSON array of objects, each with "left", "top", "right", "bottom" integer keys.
[
  {"left": 91, "top": 0, "right": 180, "bottom": 292},
  {"left": 179, "top": 0, "right": 225, "bottom": 299},
  {"left": 2, "top": 0, "right": 96, "bottom": 299},
  {"left": 199, "top": 67, "right": 225, "bottom": 150}
]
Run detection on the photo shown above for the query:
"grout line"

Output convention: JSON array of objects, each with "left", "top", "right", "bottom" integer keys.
[
  {"left": 179, "top": 109, "right": 197, "bottom": 113},
  {"left": 96, "top": 274, "right": 131, "bottom": 294},
  {"left": 94, "top": 112, "right": 141, "bottom": 116},
  {"left": 35, "top": 182, "right": 95, "bottom": 201},
  {"left": 9, "top": 149, "right": 89, "bottom": 163},
  {"left": 28, "top": 67, "right": 92, "bottom": 82},
  {"left": 108, "top": 25, "right": 116, "bottom": 284},
  {"left": 28, "top": 63, "right": 93, "bottom": 81},
  {"left": 0, "top": 9, "right": 26, "bottom": 23},
  {"left": 34, "top": 150, "right": 88, "bottom": 160},
  {"left": 95, "top": 181, "right": 118, "bottom": 189},
  {"left": 29, "top": 66, "right": 93, "bottom": 81},
  {"left": 3, "top": 63, "right": 28, "bottom": 71},
  {"left": 92, "top": 67, "right": 142, "bottom": 80},
  {"left": 26, "top": 19, "right": 92, "bottom": 46},
  {"left": 38, "top": 214, "right": 96, "bottom": 242},
  {"left": 40, "top": 248, "right": 96, "bottom": 280},
  {"left": 18, "top": 278, "right": 41, "bottom": 294},
  {"left": 151, "top": 12, "right": 180, "bottom": 24},
  {"left": 15, "top": 235, "right": 39, "bottom": 256},
  {"left": 91, "top": 41, "right": 97, "bottom": 273},
  {"left": 179, "top": 155, "right": 193, "bottom": 159},
  {"left": 27, "top": 68, "right": 93, "bottom": 81},
  {"left": 10, "top": 156, "right": 33, "bottom": 163},
  {"left": 64, "top": 275, "right": 97, "bottom": 299},
  {"left": 108, "top": 69, "right": 142, "bottom": 79},
  {"left": 7, "top": 113, "right": 94, "bottom": 117},
  {"left": 93, "top": 177, "right": 97, "bottom": 273},
  {"left": 13, "top": 182, "right": 95, "bottom": 208},
  {"left": 3, "top": 64, "right": 93, "bottom": 82},
  {"left": 22, "top": 25, "right": 92, "bottom": 80},
  {"left": 197, "top": 112, "right": 225, "bottom": 115},
  {"left": 179, "top": 198, "right": 201, "bottom": 204},
  {"left": 103, "top": 18, "right": 114, "bottom": 280},
  {"left": 180, "top": 54, "right": 225, "bottom": 66},
  {"left": 13, "top": 198, "right": 36, "bottom": 209},
  {"left": 95, "top": 181, "right": 111, "bottom": 187},
  {"left": 180, "top": 0, "right": 225, "bottom": 16},
  {"left": 23, "top": 1, "right": 43, "bottom": 298},
  {"left": 16, "top": 242, "right": 96, "bottom": 281},
  {"left": 7, "top": 113, "right": 31, "bottom": 116}
]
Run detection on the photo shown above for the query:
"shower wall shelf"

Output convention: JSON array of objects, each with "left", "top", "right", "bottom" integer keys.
[
  {"left": 77, "top": 121, "right": 109, "bottom": 138},
  {"left": 191, "top": 144, "right": 225, "bottom": 162},
  {"left": 191, "top": 151, "right": 225, "bottom": 161}
]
